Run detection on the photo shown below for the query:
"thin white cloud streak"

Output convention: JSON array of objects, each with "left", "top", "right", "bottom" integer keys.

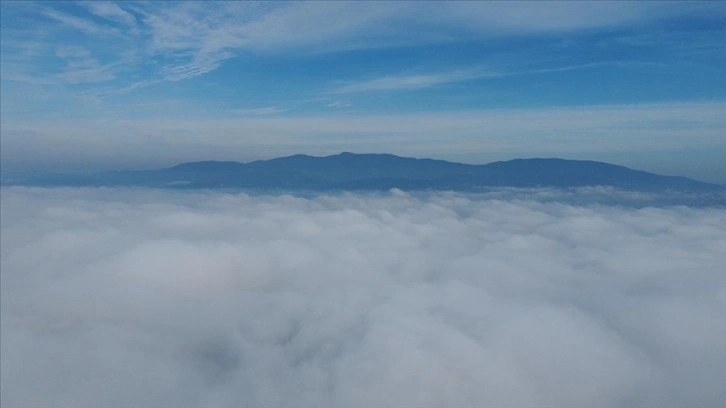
[
  {"left": 325, "top": 101, "right": 352, "bottom": 109},
  {"left": 82, "top": 2, "right": 137, "bottom": 27},
  {"left": 328, "top": 62, "right": 633, "bottom": 95},
  {"left": 1, "top": 187, "right": 725, "bottom": 408},
  {"left": 40, "top": 7, "right": 119, "bottom": 37},
  {"left": 0, "top": 72, "right": 58, "bottom": 86},
  {"left": 159, "top": 51, "right": 234, "bottom": 82},
  {"left": 56, "top": 65, "right": 117, "bottom": 84},
  {"left": 331, "top": 69, "right": 501, "bottom": 94},
  {"left": 54, "top": 46, "right": 117, "bottom": 84},
  {"left": 229, "top": 106, "right": 288, "bottom": 117},
  {"left": 424, "top": 1, "right": 726, "bottom": 35}
]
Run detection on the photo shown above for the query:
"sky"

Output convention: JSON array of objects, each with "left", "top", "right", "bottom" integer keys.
[
  {"left": 3, "top": 187, "right": 726, "bottom": 407},
  {"left": 1, "top": 1, "right": 725, "bottom": 182}
]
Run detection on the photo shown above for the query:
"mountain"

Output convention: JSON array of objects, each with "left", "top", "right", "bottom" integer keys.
[{"left": 3, "top": 153, "right": 721, "bottom": 192}]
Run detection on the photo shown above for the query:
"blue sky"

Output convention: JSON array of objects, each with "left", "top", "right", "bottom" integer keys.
[{"left": 1, "top": 1, "right": 725, "bottom": 182}]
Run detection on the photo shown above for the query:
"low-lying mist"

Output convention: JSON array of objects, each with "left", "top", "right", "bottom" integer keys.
[{"left": 2, "top": 187, "right": 725, "bottom": 408}]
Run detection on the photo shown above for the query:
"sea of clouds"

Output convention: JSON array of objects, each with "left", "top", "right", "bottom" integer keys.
[{"left": 2, "top": 187, "right": 725, "bottom": 408}]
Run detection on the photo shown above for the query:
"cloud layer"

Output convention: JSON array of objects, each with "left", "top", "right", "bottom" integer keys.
[{"left": 2, "top": 187, "right": 725, "bottom": 408}]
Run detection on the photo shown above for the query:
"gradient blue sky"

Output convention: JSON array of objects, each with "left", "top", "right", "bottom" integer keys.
[{"left": 1, "top": 1, "right": 725, "bottom": 182}]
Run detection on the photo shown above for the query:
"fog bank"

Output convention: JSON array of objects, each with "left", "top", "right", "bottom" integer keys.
[{"left": 2, "top": 187, "right": 725, "bottom": 408}]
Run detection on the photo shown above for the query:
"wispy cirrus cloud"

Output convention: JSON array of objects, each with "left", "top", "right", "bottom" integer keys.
[
  {"left": 40, "top": 6, "right": 120, "bottom": 37},
  {"left": 229, "top": 106, "right": 288, "bottom": 117},
  {"left": 325, "top": 101, "right": 352, "bottom": 109},
  {"left": 81, "top": 1, "right": 137, "bottom": 27},
  {"left": 7, "top": 1, "right": 725, "bottom": 89},
  {"left": 54, "top": 46, "right": 117, "bottom": 84},
  {"left": 330, "top": 69, "right": 501, "bottom": 94},
  {"left": 329, "top": 61, "right": 647, "bottom": 95},
  {"left": 56, "top": 65, "right": 117, "bottom": 84},
  {"left": 159, "top": 51, "right": 235, "bottom": 82},
  {"left": 0, "top": 73, "right": 57, "bottom": 86}
]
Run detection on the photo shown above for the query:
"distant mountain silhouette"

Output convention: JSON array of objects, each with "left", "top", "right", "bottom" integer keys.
[{"left": 4, "top": 153, "right": 721, "bottom": 192}]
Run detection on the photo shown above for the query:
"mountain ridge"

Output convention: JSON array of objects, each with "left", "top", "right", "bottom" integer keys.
[{"left": 2, "top": 153, "right": 721, "bottom": 192}]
